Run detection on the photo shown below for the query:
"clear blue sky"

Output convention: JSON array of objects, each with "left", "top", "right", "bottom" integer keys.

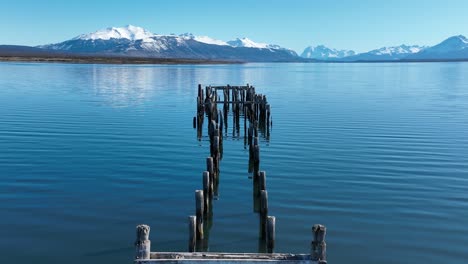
[{"left": 1, "top": 0, "right": 467, "bottom": 53}]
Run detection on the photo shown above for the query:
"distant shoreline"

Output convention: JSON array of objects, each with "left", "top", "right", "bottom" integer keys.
[
  {"left": 1, "top": 55, "right": 468, "bottom": 65},
  {"left": 0, "top": 55, "right": 242, "bottom": 65}
]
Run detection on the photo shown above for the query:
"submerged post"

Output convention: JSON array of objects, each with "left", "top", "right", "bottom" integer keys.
[
  {"left": 311, "top": 224, "right": 327, "bottom": 263},
  {"left": 135, "top": 224, "right": 151, "bottom": 260}
]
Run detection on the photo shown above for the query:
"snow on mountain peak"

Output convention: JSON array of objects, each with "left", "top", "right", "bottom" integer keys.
[
  {"left": 195, "top": 36, "right": 228, "bottom": 46},
  {"left": 179, "top": 33, "right": 228, "bottom": 46},
  {"left": 301, "top": 45, "right": 355, "bottom": 59},
  {"left": 227, "top": 38, "right": 271, "bottom": 49},
  {"left": 368, "top": 45, "right": 426, "bottom": 55},
  {"left": 75, "top": 25, "right": 155, "bottom": 41}
]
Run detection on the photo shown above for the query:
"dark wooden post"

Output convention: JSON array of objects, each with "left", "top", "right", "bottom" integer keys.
[
  {"left": 135, "top": 224, "right": 151, "bottom": 260},
  {"left": 203, "top": 171, "right": 210, "bottom": 213},
  {"left": 188, "top": 216, "right": 196, "bottom": 252},
  {"left": 206, "top": 157, "right": 214, "bottom": 194},
  {"left": 253, "top": 144, "right": 260, "bottom": 179},
  {"left": 195, "top": 190, "right": 204, "bottom": 240},
  {"left": 312, "top": 224, "right": 327, "bottom": 262},
  {"left": 219, "top": 110, "right": 223, "bottom": 134},
  {"left": 266, "top": 216, "right": 276, "bottom": 253},
  {"left": 259, "top": 171, "right": 266, "bottom": 192},
  {"left": 260, "top": 190, "right": 268, "bottom": 239}
]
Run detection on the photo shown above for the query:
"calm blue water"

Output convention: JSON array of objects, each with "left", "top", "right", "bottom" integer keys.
[{"left": 1, "top": 62, "right": 468, "bottom": 264}]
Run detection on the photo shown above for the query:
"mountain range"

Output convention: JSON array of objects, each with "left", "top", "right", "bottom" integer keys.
[
  {"left": 36, "top": 25, "right": 298, "bottom": 62},
  {"left": 1, "top": 25, "right": 468, "bottom": 62},
  {"left": 302, "top": 36, "right": 468, "bottom": 61}
]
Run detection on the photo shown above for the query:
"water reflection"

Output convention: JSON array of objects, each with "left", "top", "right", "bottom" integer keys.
[{"left": 90, "top": 65, "right": 159, "bottom": 108}]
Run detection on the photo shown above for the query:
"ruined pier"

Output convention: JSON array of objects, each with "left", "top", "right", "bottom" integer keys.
[{"left": 134, "top": 84, "right": 327, "bottom": 263}]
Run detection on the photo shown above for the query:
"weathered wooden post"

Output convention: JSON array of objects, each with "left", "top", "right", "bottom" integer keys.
[
  {"left": 188, "top": 216, "right": 196, "bottom": 252},
  {"left": 219, "top": 110, "right": 223, "bottom": 134},
  {"left": 311, "top": 224, "right": 327, "bottom": 263},
  {"left": 195, "top": 190, "right": 204, "bottom": 240},
  {"left": 135, "top": 224, "right": 151, "bottom": 260},
  {"left": 260, "top": 190, "right": 268, "bottom": 239},
  {"left": 206, "top": 157, "right": 214, "bottom": 194},
  {"left": 266, "top": 104, "right": 271, "bottom": 126},
  {"left": 253, "top": 144, "right": 260, "bottom": 179},
  {"left": 203, "top": 171, "right": 210, "bottom": 213},
  {"left": 259, "top": 171, "right": 266, "bottom": 192},
  {"left": 266, "top": 216, "right": 276, "bottom": 253},
  {"left": 213, "top": 135, "right": 220, "bottom": 176},
  {"left": 209, "top": 120, "right": 216, "bottom": 141}
]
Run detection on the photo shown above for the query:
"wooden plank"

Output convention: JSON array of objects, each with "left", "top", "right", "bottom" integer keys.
[
  {"left": 211, "top": 86, "right": 251, "bottom": 90},
  {"left": 136, "top": 252, "right": 323, "bottom": 264},
  {"left": 137, "top": 260, "right": 316, "bottom": 264},
  {"left": 202, "top": 101, "right": 259, "bottom": 104},
  {"left": 147, "top": 252, "right": 314, "bottom": 260}
]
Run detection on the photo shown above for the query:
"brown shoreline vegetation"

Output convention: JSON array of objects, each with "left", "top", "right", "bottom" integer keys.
[{"left": 0, "top": 55, "right": 243, "bottom": 65}]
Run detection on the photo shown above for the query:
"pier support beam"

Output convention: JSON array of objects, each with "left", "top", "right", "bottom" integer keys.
[
  {"left": 135, "top": 224, "right": 151, "bottom": 260},
  {"left": 188, "top": 216, "right": 196, "bottom": 252},
  {"left": 195, "top": 190, "right": 204, "bottom": 240},
  {"left": 311, "top": 224, "right": 327, "bottom": 263},
  {"left": 259, "top": 171, "right": 266, "bottom": 193},
  {"left": 260, "top": 190, "right": 268, "bottom": 239},
  {"left": 267, "top": 216, "right": 276, "bottom": 253},
  {"left": 202, "top": 171, "right": 211, "bottom": 213}
]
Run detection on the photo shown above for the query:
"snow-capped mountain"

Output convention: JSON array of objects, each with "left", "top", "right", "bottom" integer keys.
[
  {"left": 226, "top": 37, "right": 297, "bottom": 56},
  {"left": 179, "top": 33, "right": 228, "bottom": 46},
  {"left": 27, "top": 25, "right": 468, "bottom": 62},
  {"left": 39, "top": 25, "right": 299, "bottom": 62},
  {"left": 227, "top": 38, "right": 269, "bottom": 49},
  {"left": 344, "top": 45, "right": 427, "bottom": 61},
  {"left": 75, "top": 25, "right": 155, "bottom": 41},
  {"left": 301, "top": 45, "right": 355, "bottom": 60},
  {"left": 405, "top": 35, "right": 468, "bottom": 60}
]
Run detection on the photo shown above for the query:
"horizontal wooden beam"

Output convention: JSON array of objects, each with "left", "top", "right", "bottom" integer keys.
[
  {"left": 209, "top": 86, "right": 252, "bottom": 90},
  {"left": 134, "top": 252, "right": 321, "bottom": 263},
  {"left": 202, "top": 101, "right": 263, "bottom": 104}
]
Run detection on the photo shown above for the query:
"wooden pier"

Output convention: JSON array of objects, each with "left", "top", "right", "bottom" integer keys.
[{"left": 135, "top": 84, "right": 327, "bottom": 263}]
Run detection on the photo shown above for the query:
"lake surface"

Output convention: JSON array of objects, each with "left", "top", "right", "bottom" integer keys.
[{"left": 1, "top": 62, "right": 468, "bottom": 264}]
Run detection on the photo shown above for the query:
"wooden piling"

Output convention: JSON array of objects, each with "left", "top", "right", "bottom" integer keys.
[
  {"left": 195, "top": 190, "right": 204, "bottom": 240},
  {"left": 311, "top": 224, "right": 327, "bottom": 262},
  {"left": 191, "top": 84, "right": 284, "bottom": 257},
  {"left": 253, "top": 144, "right": 260, "bottom": 178},
  {"left": 188, "top": 216, "right": 196, "bottom": 252},
  {"left": 266, "top": 216, "right": 276, "bottom": 253},
  {"left": 266, "top": 104, "right": 271, "bottom": 126},
  {"left": 206, "top": 157, "right": 214, "bottom": 192},
  {"left": 219, "top": 110, "right": 223, "bottom": 133},
  {"left": 202, "top": 171, "right": 210, "bottom": 213},
  {"left": 135, "top": 224, "right": 151, "bottom": 260},
  {"left": 213, "top": 135, "right": 220, "bottom": 179},
  {"left": 260, "top": 190, "right": 268, "bottom": 239},
  {"left": 259, "top": 171, "right": 266, "bottom": 192}
]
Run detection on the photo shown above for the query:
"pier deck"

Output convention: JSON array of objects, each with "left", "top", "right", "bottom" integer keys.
[{"left": 136, "top": 252, "right": 322, "bottom": 264}]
